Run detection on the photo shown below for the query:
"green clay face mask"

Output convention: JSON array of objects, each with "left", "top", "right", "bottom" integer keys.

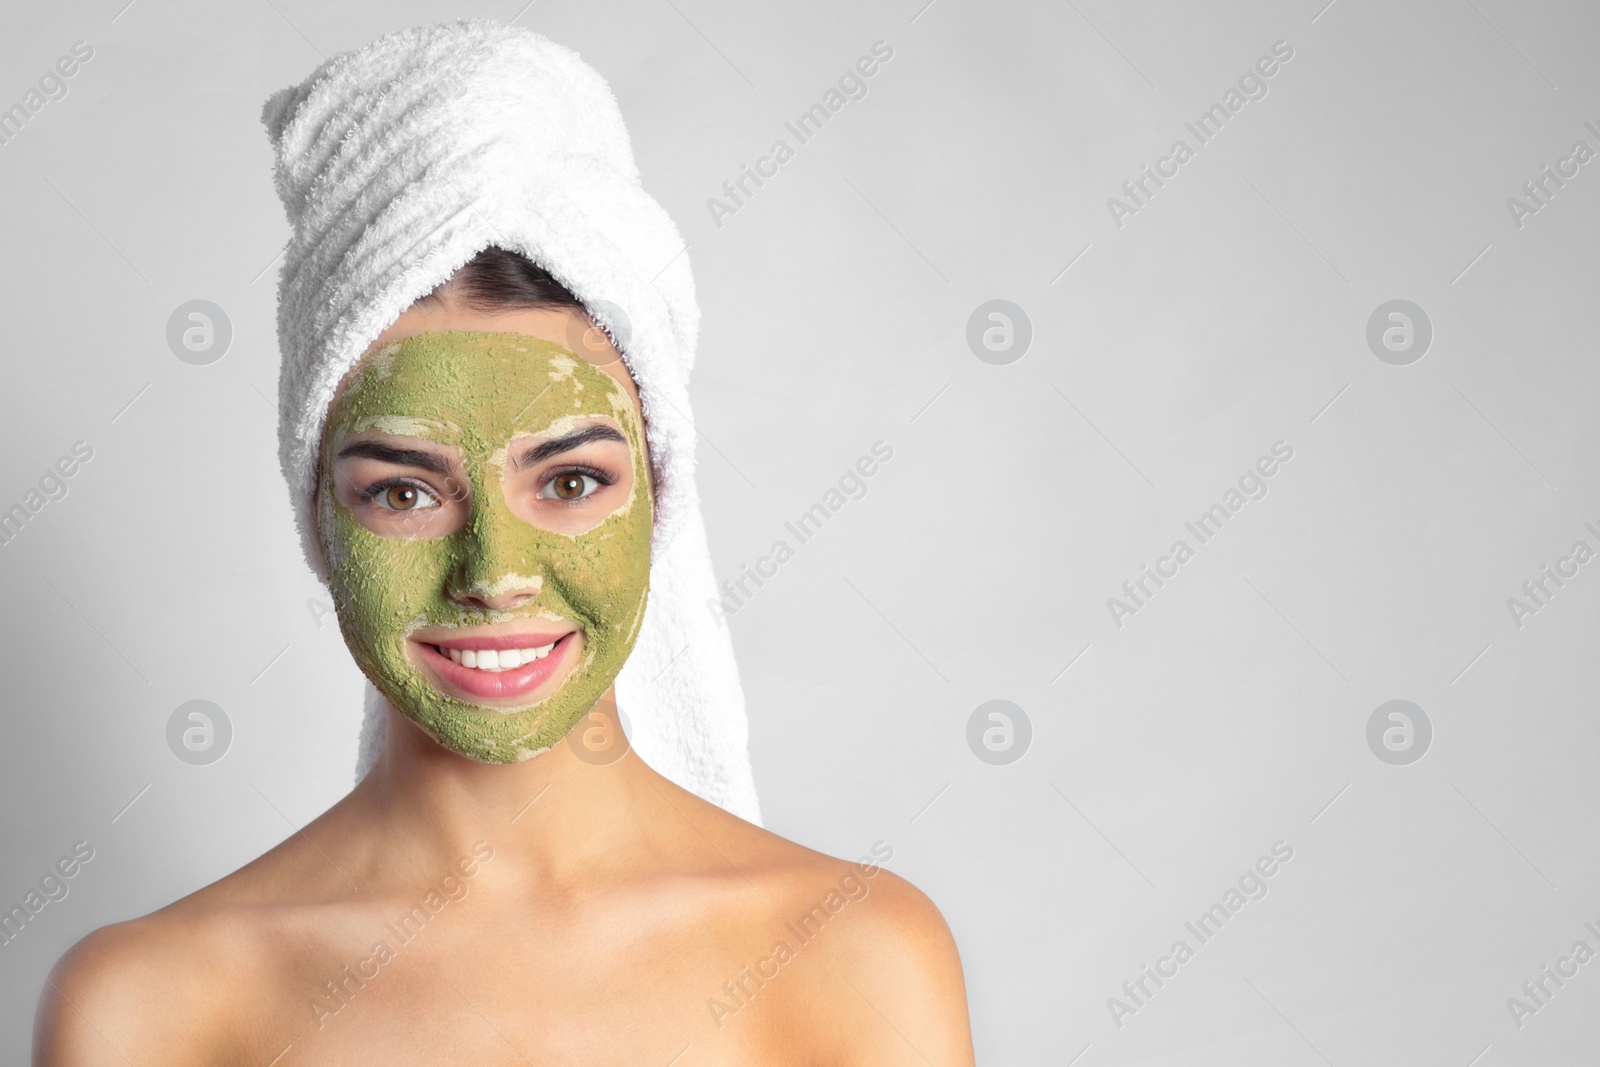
[{"left": 317, "top": 330, "right": 653, "bottom": 762}]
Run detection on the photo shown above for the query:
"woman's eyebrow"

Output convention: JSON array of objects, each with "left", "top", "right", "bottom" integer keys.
[
  {"left": 336, "top": 440, "right": 453, "bottom": 476},
  {"left": 514, "top": 425, "right": 628, "bottom": 470}
]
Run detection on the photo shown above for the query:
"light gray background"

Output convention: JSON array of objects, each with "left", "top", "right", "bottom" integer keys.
[{"left": 2, "top": 1, "right": 1596, "bottom": 1063}]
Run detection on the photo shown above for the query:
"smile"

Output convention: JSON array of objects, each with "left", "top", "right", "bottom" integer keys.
[
  {"left": 413, "top": 631, "right": 579, "bottom": 701},
  {"left": 440, "top": 643, "right": 556, "bottom": 671}
]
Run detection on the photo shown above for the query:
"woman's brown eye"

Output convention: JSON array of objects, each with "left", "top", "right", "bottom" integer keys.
[
  {"left": 541, "top": 472, "right": 600, "bottom": 502},
  {"left": 377, "top": 484, "right": 437, "bottom": 511}
]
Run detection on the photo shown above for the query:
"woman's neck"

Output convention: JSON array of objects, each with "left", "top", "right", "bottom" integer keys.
[{"left": 345, "top": 690, "right": 666, "bottom": 891}]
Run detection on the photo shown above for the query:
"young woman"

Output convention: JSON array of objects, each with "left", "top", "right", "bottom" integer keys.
[{"left": 34, "top": 245, "right": 975, "bottom": 1064}]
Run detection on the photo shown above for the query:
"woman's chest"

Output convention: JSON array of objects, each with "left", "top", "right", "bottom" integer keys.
[{"left": 232, "top": 914, "right": 824, "bottom": 1065}]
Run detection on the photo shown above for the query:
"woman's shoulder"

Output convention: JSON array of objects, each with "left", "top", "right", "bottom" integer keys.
[
  {"left": 33, "top": 893, "right": 272, "bottom": 1063},
  {"left": 666, "top": 795, "right": 975, "bottom": 1063},
  {"left": 32, "top": 833, "right": 345, "bottom": 1064},
  {"left": 663, "top": 783, "right": 959, "bottom": 948}
]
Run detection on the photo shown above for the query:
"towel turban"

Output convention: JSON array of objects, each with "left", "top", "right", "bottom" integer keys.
[{"left": 260, "top": 17, "right": 761, "bottom": 824}]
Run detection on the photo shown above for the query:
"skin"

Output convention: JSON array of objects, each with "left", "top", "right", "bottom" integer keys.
[{"left": 34, "top": 287, "right": 976, "bottom": 1066}]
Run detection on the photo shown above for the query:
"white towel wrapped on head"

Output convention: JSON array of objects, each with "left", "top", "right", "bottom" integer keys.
[{"left": 260, "top": 17, "right": 761, "bottom": 825}]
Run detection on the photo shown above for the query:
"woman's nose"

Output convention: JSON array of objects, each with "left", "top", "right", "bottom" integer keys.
[
  {"left": 452, "top": 579, "right": 541, "bottom": 614},
  {"left": 448, "top": 498, "right": 544, "bottom": 611}
]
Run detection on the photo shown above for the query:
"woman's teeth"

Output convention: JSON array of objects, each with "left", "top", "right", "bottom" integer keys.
[{"left": 438, "top": 643, "right": 556, "bottom": 672}]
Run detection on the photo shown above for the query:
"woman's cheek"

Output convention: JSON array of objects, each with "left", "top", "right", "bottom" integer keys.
[
  {"left": 327, "top": 513, "right": 440, "bottom": 676},
  {"left": 573, "top": 502, "right": 654, "bottom": 652}
]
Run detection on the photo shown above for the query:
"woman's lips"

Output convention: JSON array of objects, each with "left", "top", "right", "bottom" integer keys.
[
  {"left": 429, "top": 631, "right": 571, "bottom": 652},
  {"left": 414, "top": 631, "right": 578, "bottom": 702}
]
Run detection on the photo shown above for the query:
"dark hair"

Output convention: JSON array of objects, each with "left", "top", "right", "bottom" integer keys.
[{"left": 422, "top": 245, "right": 587, "bottom": 314}]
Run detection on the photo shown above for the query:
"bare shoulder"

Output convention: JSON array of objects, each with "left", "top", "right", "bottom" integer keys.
[
  {"left": 668, "top": 793, "right": 974, "bottom": 1064},
  {"left": 34, "top": 903, "right": 251, "bottom": 1065},
  {"left": 34, "top": 832, "right": 329, "bottom": 1065},
  {"left": 678, "top": 790, "right": 963, "bottom": 966},
  {"left": 792, "top": 862, "right": 975, "bottom": 1065}
]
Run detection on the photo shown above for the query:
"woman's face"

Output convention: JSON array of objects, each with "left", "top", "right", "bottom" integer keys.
[{"left": 314, "top": 301, "right": 654, "bottom": 762}]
